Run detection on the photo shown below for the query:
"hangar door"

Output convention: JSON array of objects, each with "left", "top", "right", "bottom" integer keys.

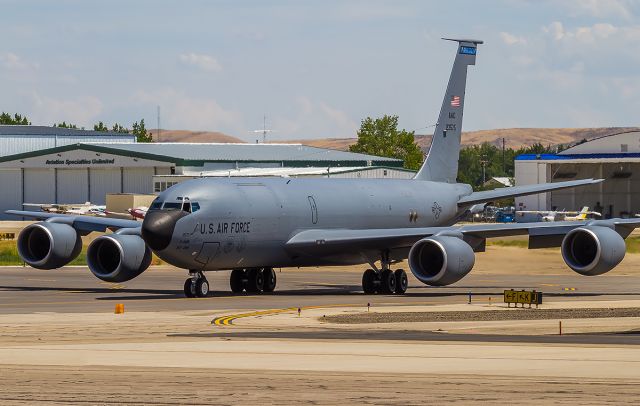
[
  {"left": 0, "top": 169, "right": 22, "bottom": 217},
  {"left": 90, "top": 168, "right": 121, "bottom": 204},
  {"left": 24, "top": 169, "right": 55, "bottom": 205},
  {"left": 123, "top": 168, "right": 154, "bottom": 194},
  {"left": 57, "top": 169, "right": 89, "bottom": 204}
]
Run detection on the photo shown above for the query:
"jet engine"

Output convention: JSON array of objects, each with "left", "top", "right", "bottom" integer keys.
[
  {"left": 561, "top": 226, "right": 625, "bottom": 276},
  {"left": 87, "top": 234, "right": 152, "bottom": 283},
  {"left": 17, "top": 222, "right": 82, "bottom": 269},
  {"left": 408, "top": 235, "right": 475, "bottom": 286}
]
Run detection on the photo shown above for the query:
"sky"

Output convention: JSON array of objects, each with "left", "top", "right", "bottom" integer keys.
[{"left": 1, "top": 0, "right": 640, "bottom": 141}]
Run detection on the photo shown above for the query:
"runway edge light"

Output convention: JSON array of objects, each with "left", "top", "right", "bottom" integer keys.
[{"left": 115, "top": 303, "right": 125, "bottom": 314}]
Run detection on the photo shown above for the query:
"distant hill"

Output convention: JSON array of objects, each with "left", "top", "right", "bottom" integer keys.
[
  {"left": 282, "top": 127, "right": 640, "bottom": 151},
  {"left": 148, "top": 129, "right": 244, "bottom": 143},
  {"left": 146, "top": 127, "right": 640, "bottom": 151}
]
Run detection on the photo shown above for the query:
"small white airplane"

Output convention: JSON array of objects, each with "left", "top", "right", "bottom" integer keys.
[
  {"left": 23, "top": 202, "right": 107, "bottom": 216},
  {"left": 517, "top": 206, "right": 601, "bottom": 222},
  {"left": 104, "top": 206, "right": 148, "bottom": 221}
]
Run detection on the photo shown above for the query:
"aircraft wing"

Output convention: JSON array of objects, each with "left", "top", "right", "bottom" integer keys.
[
  {"left": 285, "top": 218, "right": 640, "bottom": 255},
  {"left": 457, "top": 178, "right": 603, "bottom": 206},
  {"left": 5, "top": 210, "right": 141, "bottom": 233}
]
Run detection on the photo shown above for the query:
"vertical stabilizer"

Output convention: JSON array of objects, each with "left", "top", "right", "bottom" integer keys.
[{"left": 414, "top": 38, "right": 482, "bottom": 182}]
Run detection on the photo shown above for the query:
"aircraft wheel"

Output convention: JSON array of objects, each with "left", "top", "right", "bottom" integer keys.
[
  {"left": 394, "top": 269, "right": 408, "bottom": 294},
  {"left": 362, "top": 268, "right": 377, "bottom": 294},
  {"left": 263, "top": 268, "right": 277, "bottom": 293},
  {"left": 195, "top": 278, "right": 209, "bottom": 298},
  {"left": 183, "top": 278, "right": 196, "bottom": 298},
  {"left": 379, "top": 269, "right": 396, "bottom": 294},
  {"left": 245, "top": 268, "right": 264, "bottom": 293},
  {"left": 230, "top": 269, "right": 245, "bottom": 293}
]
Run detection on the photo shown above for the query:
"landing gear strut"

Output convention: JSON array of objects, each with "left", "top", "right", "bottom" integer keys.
[
  {"left": 184, "top": 271, "right": 209, "bottom": 298},
  {"left": 229, "top": 267, "right": 276, "bottom": 294},
  {"left": 361, "top": 252, "right": 407, "bottom": 295}
]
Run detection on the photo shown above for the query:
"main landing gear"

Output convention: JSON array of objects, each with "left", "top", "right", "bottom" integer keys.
[
  {"left": 184, "top": 271, "right": 210, "bottom": 298},
  {"left": 230, "top": 267, "right": 276, "bottom": 294},
  {"left": 361, "top": 252, "right": 408, "bottom": 295},
  {"left": 362, "top": 268, "right": 408, "bottom": 295}
]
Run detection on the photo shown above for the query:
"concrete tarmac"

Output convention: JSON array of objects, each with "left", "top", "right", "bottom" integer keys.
[{"left": 1, "top": 247, "right": 640, "bottom": 404}]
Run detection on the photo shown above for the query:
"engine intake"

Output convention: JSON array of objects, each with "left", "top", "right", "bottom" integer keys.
[
  {"left": 17, "top": 222, "right": 82, "bottom": 269},
  {"left": 408, "top": 235, "right": 475, "bottom": 286},
  {"left": 87, "top": 234, "right": 152, "bottom": 283},
  {"left": 561, "top": 226, "right": 625, "bottom": 276}
]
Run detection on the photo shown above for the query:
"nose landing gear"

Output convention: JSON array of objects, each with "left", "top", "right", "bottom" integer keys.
[{"left": 184, "top": 271, "right": 210, "bottom": 298}]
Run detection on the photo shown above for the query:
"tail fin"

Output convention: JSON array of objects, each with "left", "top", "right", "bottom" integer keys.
[
  {"left": 577, "top": 206, "right": 589, "bottom": 220},
  {"left": 414, "top": 38, "right": 482, "bottom": 183}
]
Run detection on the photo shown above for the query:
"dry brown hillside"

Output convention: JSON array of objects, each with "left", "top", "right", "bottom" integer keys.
[
  {"left": 147, "top": 127, "right": 640, "bottom": 150},
  {"left": 283, "top": 127, "right": 640, "bottom": 151},
  {"left": 148, "top": 129, "right": 244, "bottom": 143}
]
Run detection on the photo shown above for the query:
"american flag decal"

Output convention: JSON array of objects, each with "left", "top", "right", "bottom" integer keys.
[{"left": 450, "top": 95, "right": 461, "bottom": 107}]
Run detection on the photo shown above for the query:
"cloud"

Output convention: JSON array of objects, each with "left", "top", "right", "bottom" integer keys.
[
  {"left": 30, "top": 93, "right": 103, "bottom": 126},
  {"left": 133, "top": 88, "right": 242, "bottom": 132},
  {"left": 179, "top": 53, "right": 222, "bottom": 72},
  {"left": 271, "top": 97, "right": 357, "bottom": 139},
  {"left": 563, "top": 0, "right": 634, "bottom": 20},
  {"left": 0, "top": 52, "right": 37, "bottom": 71},
  {"left": 543, "top": 21, "right": 620, "bottom": 43},
  {"left": 500, "top": 32, "right": 527, "bottom": 45}
]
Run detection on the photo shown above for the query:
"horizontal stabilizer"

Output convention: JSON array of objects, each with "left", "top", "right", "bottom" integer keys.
[{"left": 457, "top": 178, "right": 603, "bottom": 206}]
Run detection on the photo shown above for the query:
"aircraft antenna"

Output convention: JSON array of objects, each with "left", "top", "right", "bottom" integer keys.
[{"left": 249, "top": 115, "right": 275, "bottom": 143}]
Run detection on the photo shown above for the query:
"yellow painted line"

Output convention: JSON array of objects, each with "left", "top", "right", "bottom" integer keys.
[
  {"left": 540, "top": 283, "right": 559, "bottom": 287},
  {"left": 212, "top": 303, "right": 371, "bottom": 326}
]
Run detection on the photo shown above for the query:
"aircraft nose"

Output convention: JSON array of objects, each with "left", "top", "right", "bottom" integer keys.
[{"left": 141, "top": 210, "right": 187, "bottom": 251}]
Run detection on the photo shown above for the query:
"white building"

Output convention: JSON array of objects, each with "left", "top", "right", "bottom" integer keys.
[
  {"left": 0, "top": 125, "right": 135, "bottom": 156},
  {"left": 515, "top": 130, "right": 640, "bottom": 220},
  {"left": 0, "top": 136, "right": 411, "bottom": 218}
]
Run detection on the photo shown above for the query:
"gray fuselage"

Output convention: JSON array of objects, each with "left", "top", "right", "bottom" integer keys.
[{"left": 151, "top": 177, "right": 472, "bottom": 271}]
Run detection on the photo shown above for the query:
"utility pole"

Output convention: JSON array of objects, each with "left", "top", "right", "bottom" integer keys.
[
  {"left": 480, "top": 155, "right": 489, "bottom": 185},
  {"left": 502, "top": 137, "right": 506, "bottom": 174},
  {"left": 157, "top": 105, "right": 161, "bottom": 142}
]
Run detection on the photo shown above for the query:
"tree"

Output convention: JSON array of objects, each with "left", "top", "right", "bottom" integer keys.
[
  {"left": 93, "top": 121, "right": 109, "bottom": 132},
  {"left": 54, "top": 121, "right": 78, "bottom": 129},
  {"left": 0, "top": 112, "right": 30, "bottom": 125},
  {"left": 132, "top": 119, "right": 153, "bottom": 143},
  {"left": 111, "top": 123, "right": 128, "bottom": 133},
  {"left": 349, "top": 115, "right": 423, "bottom": 170}
]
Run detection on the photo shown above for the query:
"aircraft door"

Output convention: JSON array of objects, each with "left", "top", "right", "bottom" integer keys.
[
  {"left": 194, "top": 242, "right": 220, "bottom": 265},
  {"left": 308, "top": 196, "right": 318, "bottom": 224}
]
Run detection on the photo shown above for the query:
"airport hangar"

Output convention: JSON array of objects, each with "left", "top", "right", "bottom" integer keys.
[
  {"left": 0, "top": 125, "right": 411, "bottom": 219},
  {"left": 515, "top": 130, "right": 640, "bottom": 220}
]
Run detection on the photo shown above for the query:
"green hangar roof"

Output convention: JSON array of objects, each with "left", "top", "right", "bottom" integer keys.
[{"left": 0, "top": 142, "right": 405, "bottom": 168}]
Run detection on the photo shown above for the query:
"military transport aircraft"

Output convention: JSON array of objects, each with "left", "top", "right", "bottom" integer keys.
[{"left": 8, "top": 38, "right": 639, "bottom": 298}]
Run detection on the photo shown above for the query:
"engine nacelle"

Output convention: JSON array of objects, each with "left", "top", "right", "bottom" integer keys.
[
  {"left": 87, "top": 234, "right": 152, "bottom": 283},
  {"left": 561, "top": 226, "right": 625, "bottom": 276},
  {"left": 408, "top": 235, "right": 475, "bottom": 286},
  {"left": 17, "top": 222, "right": 82, "bottom": 269}
]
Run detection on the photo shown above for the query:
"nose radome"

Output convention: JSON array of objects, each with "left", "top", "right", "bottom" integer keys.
[{"left": 141, "top": 210, "right": 188, "bottom": 251}]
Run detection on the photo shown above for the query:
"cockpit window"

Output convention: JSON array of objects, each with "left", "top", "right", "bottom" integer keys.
[
  {"left": 162, "top": 202, "right": 182, "bottom": 210},
  {"left": 182, "top": 201, "right": 191, "bottom": 213},
  {"left": 150, "top": 200, "right": 163, "bottom": 210},
  {"left": 191, "top": 202, "right": 200, "bottom": 212}
]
